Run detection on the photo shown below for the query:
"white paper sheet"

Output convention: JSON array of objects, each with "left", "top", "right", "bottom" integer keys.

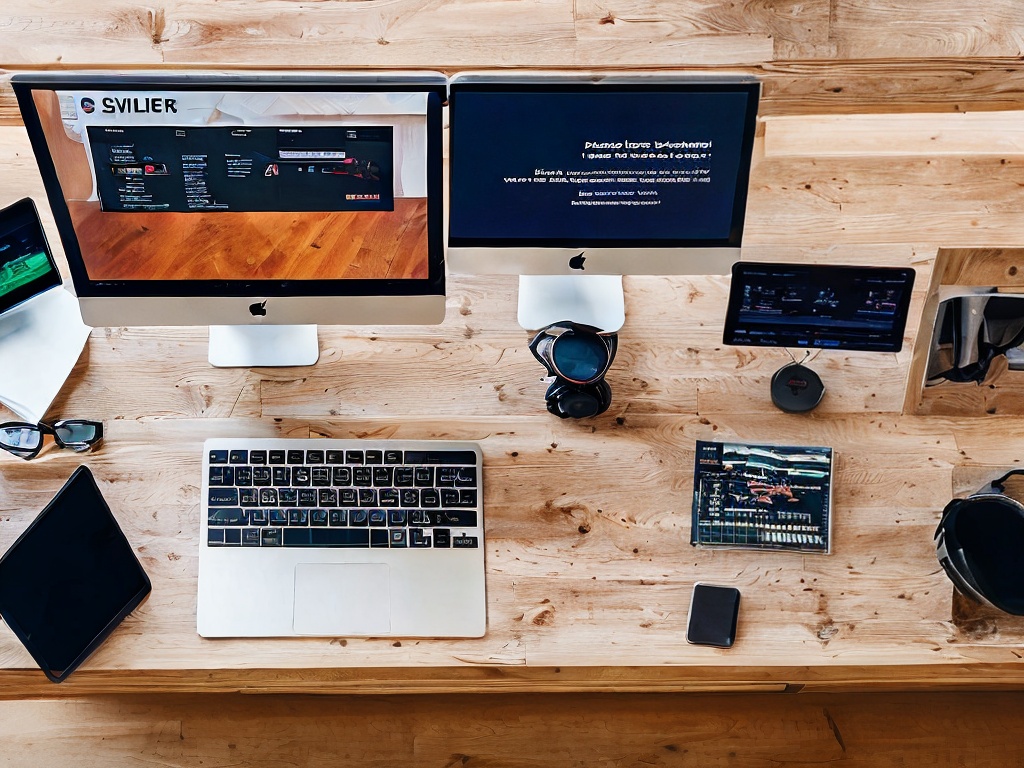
[{"left": 0, "top": 287, "right": 91, "bottom": 423}]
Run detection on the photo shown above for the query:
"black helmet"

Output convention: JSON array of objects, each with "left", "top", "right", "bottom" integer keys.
[{"left": 935, "top": 469, "right": 1024, "bottom": 615}]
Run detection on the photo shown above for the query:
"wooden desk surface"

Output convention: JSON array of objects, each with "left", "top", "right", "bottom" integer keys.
[{"left": 3, "top": 112, "right": 1024, "bottom": 697}]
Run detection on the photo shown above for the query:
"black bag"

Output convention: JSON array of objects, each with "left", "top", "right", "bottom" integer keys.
[
  {"left": 927, "top": 294, "right": 1024, "bottom": 385},
  {"left": 935, "top": 469, "right": 1024, "bottom": 615}
]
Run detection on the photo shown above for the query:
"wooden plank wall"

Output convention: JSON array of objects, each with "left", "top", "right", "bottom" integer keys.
[{"left": 3, "top": 1, "right": 1024, "bottom": 121}]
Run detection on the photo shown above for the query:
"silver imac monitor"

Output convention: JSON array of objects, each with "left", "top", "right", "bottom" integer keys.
[
  {"left": 13, "top": 71, "right": 447, "bottom": 367},
  {"left": 446, "top": 72, "right": 761, "bottom": 331}
]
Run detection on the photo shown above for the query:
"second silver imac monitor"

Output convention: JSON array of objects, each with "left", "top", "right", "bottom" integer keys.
[{"left": 447, "top": 72, "right": 761, "bottom": 331}]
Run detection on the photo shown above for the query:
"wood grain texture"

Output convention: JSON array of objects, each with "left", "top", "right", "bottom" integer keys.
[
  {"left": 2, "top": 100, "right": 1024, "bottom": 696},
  {"left": 3, "top": 691, "right": 1024, "bottom": 766}
]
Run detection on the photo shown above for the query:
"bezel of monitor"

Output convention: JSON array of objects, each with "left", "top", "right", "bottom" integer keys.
[
  {"left": 12, "top": 72, "right": 447, "bottom": 324},
  {"left": 723, "top": 262, "right": 917, "bottom": 353},
  {"left": 445, "top": 72, "right": 761, "bottom": 276}
]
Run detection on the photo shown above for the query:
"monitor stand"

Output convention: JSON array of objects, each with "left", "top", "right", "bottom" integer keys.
[
  {"left": 208, "top": 325, "right": 320, "bottom": 368},
  {"left": 517, "top": 275, "right": 625, "bottom": 332}
]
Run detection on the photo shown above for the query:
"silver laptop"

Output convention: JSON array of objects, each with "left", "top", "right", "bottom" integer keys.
[{"left": 197, "top": 438, "right": 486, "bottom": 638}]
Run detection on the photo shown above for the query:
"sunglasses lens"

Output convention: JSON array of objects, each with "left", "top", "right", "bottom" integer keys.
[
  {"left": 0, "top": 426, "right": 42, "bottom": 451},
  {"left": 55, "top": 422, "right": 99, "bottom": 447}
]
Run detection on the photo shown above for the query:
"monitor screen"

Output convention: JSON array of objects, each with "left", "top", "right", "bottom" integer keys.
[
  {"left": 723, "top": 262, "right": 916, "bottom": 353},
  {"left": 446, "top": 74, "right": 760, "bottom": 277},
  {"left": 0, "top": 197, "right": 61, "bottom": 316},
  {"left": 13, "top": 73, "right": 447, "bottom": 332}
]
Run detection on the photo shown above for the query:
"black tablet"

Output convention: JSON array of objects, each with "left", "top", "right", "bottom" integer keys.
[
  {"left": 0, "top": 466, "right": 151, "bottom": 683},
  {"left": 0, "top": 197, "right": 62, "bottom": 316},
  {"left": 723, "top": 262, "right": 916, "bottom": 353}
]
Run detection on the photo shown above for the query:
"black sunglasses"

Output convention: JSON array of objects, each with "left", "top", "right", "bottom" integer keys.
[{"left": 0, "top": 420, "right": 104, "bottom": 460}]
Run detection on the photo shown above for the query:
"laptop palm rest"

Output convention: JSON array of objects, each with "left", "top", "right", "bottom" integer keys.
[{"left": 292, "top": 563, "right": 391, "bottom": 635}]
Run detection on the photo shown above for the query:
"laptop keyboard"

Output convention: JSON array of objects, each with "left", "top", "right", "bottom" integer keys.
[{"left": 203, "top": 439, "right": 482, "bottom": 550}]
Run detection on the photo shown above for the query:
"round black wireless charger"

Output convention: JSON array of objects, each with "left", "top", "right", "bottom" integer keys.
[{"left": 770, "top": 362, "right": 825, "bottom": 413}]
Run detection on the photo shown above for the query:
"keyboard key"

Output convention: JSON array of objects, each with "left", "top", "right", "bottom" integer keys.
[
  {"left": 242, "top": 528, "right": 261, "bottom": 546},
  {"left": 229, "top": 450, "right": 248, "bottom": 464},
  {"left": 455, "top": 467, "right": 477, "bottom": 487},
  {"left": 373, "top": 467, "right": 394, "bottom": 486},
  {"left": 306, "top": 450, "right": 325, "bottom": 464},
  {"left": 287, "top": 450, "right": 305, "bottom": 464},
  {"left": 358, "top": 489, "right": 378, "bottom": 507},
  {"left": 345, "top": 450, "right": 363, "bottom": 465},
  {"left": 433, "top": 529, "right": 450, "bottom": 548},
  {"left": 326, "top": 450, "right": 346, "bottom": 464},
  {"left": 353, "top": 467, "right": 373, "bottom": 487},
  {"left": 388, "top": 509, "right": 407, "bottom": 526},
  {"left": 279, "top": 488, "right": 298, "bottom": 507},
  {"left": 318, "top": 488, "right": 338, "bottom": 507},
  {"left": 261, "top": 528, "right": 283, "bottom": 546},
  {"left": 421, "top": 489, "right": 440, "bottom": 508},
  {"left": 311, "top": 467, "right": 331, "bottom": 487},
  {"left": 393, "top": 467, "right": 414, "bottom": 487},
  {"left": 400, "top": 489, "right": 419, "bottom": 507},
  {"left": 437, "top": 467, "right": 458, "bottom": 487},
  {"left": 440, "top": 510, "right": 478, "bottom": 527},
  {"left": 350, "top": 510, "right": 369, "bottom": 526},
  {"left": 209, "top": 466, "right": 234, "bottom": 486},
  {"left": 453, "top": 536, "right": 479, "bottom": 548},
  {"left": 283, "top": 528, "right": 311, "bottom": 546},
  {"left": 312, "top": 528, "right": 371, "bottom": 547},
  {"left": 270, "top": 510, "right": 288, "bottom": 526},
  {"left": 414, "top": 467, "right": 433, "bottom": 487},
  {"left": 288, "top": 509, "right": 309, "bottom": 526},
  {"left": 329, "top": 509, "right": 349, "bottom": 526},
  {"left": 250, "top": 509, "right": 269, "bottom": 526},
  {"left": 368, "top": 509, "right": 387, "bottom": 527},
  {"left": 209, "top": 508, "right": 246, "bottom": 526},
  {"left": 441, "top": 489, "right": 460, "bottom": 507},
  {"left": 269, "top": 450, "right": 286, "bottom": 465},
  {"left": 339, "top": 488, "right": 358, "bottom": 506},
  {"left": 384, "top": 450, "right": 403, "bottom": 465},
  {"left": 234, "top": 467, "right": 253, "bottom": 486},
  {"left": 209, "top": 450, "right": 229, "bottom": 464},
  {"left": 209, "top": 488, "right": 239, "bottom": 506},
  {"left": 258, "top": 488, "right": 278, "bottom": 506},
  {"left": 208, "top": 528, "right": 225, "bottom": 545},
  {"left": 389, "top": 529, "right": 407, "bottom": 547},
  {"left": 299, "top": 489, "right": 318, "bottom": 506},
  {"left": 379, "top": 489, "right": 400, "bottom": 507},
  {"left": 292, "top": 467, "right": 311, "bottom": 486},
  {"left": 370, "top": 529, "right": 389, "bottom": 548},
  {"left": 272, "top": 467, "right": 290, "bottom": 486},
  {"left": 410, "top": 529, "right": 431, "bottom": 548},
  {"left": 406, "top": 450, "right": 476, "bottom": 465},
  {"left": 249, "top": 450, "right": 267, "bottom": 465},
  {"left": 365, "top": 450, "right": 383, "bottom": 465},
  {"left": 459, "top": 489, "right": 478, "bottom": 507},
  {"left": 239, "top": 488, "right": 260, "bottom": 507},
  {"left": 252, "top": 467, "right": 272, "bottom": 486},
  {"left": 332, "top": 467, "right": 352, "bottom": 486},
  {"left": 311, "top": 509, "right": 328, "bottom": 526},
  {"left": 224, "top": 528, "right": 242, "bottom": 545}
]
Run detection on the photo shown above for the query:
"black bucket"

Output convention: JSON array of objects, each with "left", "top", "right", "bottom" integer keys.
[{"left": 935, "top": 469, "right": 1024, "bottom": 615}]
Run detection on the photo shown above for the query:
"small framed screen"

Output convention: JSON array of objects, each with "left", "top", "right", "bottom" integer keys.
[
  {"left": 0, "top": 197, "right": 61, "bottom": 316},
  {"left": 723, "top": 262, "right": 916, "bottom": 353}
]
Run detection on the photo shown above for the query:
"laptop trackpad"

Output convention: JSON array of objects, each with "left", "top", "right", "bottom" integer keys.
[{"left": 293, "top": 563, "right": 391, "bottom": 635}]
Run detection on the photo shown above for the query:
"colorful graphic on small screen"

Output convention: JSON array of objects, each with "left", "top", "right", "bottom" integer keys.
[{"left": 0, "top": 220, "right": 56, "bottom": 300}]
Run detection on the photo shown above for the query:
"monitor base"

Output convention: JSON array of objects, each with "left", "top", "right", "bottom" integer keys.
[
  {"left": 517, "top": 275, "right": 625, "bottom": 332},
  {"left": 208, "top": 325, "right": 320, "bottom": 368}
]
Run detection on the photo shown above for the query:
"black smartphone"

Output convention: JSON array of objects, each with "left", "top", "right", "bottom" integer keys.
[
  {"left": 0, "top": 197, "right": 62, "bottom": 316},
  {"left": 686, "top": 583, "right": 740, "bottom": 648}
]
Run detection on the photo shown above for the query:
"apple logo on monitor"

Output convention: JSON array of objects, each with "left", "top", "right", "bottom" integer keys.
[
  {"left": 568, "top": 252, "right": 586, "bottom": 271},
  {"left": 249, "top": 300, "right": 268, "bottom": 317}
]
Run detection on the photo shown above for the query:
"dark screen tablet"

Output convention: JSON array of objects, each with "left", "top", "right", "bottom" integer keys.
[
  {"left": 0, "top": 465, "right": 151, "bottom": 683},
  {"left": 723, "top": 262, "right": 916, "bottom": 353},
  {"left": 0, "top": 197, "right": 62, "bottom": 316}
]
